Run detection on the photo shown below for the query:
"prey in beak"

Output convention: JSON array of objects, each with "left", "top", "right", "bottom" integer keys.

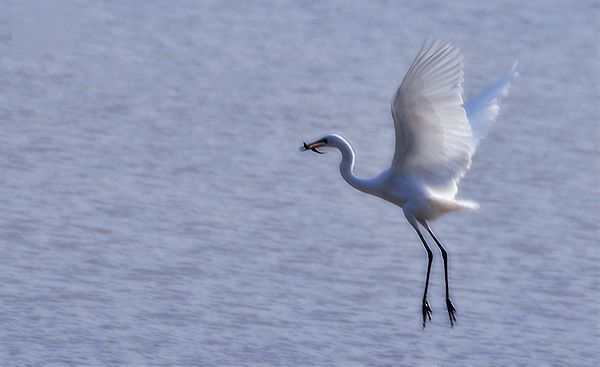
[{"left": 299, "top": 138, "right": 328, "bottom": 154}]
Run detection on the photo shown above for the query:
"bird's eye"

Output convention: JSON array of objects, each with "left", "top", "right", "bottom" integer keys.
[{"left": 322, "top": 138, "right": 328, "bottom": 144}]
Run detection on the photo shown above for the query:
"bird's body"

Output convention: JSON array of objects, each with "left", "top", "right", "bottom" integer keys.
[
  {"left": 301, "top": 39, "right": 520, "bottom": 328},
  {"left": 322, "top": 134, "right": 481, "bottom": 221}
]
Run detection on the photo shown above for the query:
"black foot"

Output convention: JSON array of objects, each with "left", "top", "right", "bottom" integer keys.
[
  {"left": 422, "top": 299, "right": 432, "bottom": 328},
  {"left": 446, "top": 298, "right": 457, "bottom": 327}
]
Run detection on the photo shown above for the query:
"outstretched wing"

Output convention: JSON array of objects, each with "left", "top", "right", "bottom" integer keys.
[
  {"left": 465, "top": 61, "right": 522, "bottom": 147},
  {"left": 390, "top": 39, "right": 474, "bottom": 199}
]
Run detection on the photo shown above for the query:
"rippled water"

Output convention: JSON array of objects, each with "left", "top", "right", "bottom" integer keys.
[{"left": 0, "top": 1, "right": 598, "bottom": 366}]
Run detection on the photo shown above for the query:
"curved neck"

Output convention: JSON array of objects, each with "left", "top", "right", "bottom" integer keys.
[{"left": 335, "top": 140, "right": 376, "bottom": 195}]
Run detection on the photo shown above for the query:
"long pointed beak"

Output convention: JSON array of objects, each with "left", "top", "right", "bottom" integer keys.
[{"left": 299, "top": 139, "right": 326, "bottom": 154}]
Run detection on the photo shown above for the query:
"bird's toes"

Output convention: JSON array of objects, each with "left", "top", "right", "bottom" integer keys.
[
  {"left": 446, "top": 298, "right": 457, "bottom": 327},
  {"left": 422, "top": 299, "right": 432, "bottom": 328}
]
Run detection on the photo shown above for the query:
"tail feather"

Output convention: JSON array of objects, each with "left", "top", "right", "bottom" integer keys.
[{"left": 426, "top": 197, "right": 479, "bottom": 221}]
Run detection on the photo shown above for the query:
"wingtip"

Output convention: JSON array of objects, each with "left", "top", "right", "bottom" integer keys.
[{"left": 510, "top": 60, "right": 524, "bottom": 77}]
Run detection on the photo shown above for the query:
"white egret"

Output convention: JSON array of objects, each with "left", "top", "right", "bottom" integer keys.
[{"left": 301, "top": 39, "right": 520, "bottom": 328}]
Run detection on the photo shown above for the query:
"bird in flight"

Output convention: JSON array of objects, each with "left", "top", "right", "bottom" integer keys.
[{"left": 301, "top": 39, "right": 520, "bottom": 328}]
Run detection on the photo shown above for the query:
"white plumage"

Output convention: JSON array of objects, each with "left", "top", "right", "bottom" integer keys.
[{"left": 301, "top": 39, "right": 520, "bottom": 327}]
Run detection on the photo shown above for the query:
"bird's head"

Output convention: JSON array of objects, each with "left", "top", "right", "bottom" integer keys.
[{"left": 300, "top": 134, "right": 345, "bottom": 154}]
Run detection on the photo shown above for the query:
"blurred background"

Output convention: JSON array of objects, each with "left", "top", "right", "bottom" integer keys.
[{"left": 0, "top": 0, "right": 597, "bottom": 365}]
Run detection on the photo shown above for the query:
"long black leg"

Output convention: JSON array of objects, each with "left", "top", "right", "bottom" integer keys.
[
  {"left": 414, "top": 227, "right": 433, "bottom": 328},
  {"left": 424, "top": 224, "right": 457, "bottom": 327}
]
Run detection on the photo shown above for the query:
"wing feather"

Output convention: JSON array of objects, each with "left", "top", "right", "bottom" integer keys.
[
  {"left": 465, "top": 61, "right": 522, "bottom": 147},
  {"left": 391, "top": 39, "right": 473, "bottom": 198}
]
